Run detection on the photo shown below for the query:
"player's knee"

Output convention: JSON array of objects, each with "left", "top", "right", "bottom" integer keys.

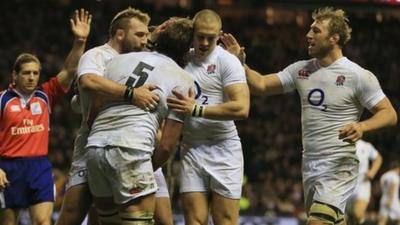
[
  {"left": 96, "top": 208, "right": 121, "bottom": 225},
  {"left": 31, "top": 213, "right": 52, "bottom": 225},
  {"left": 308, "top": 202, "right": 344, "bottom": 225},
  {"left": 119, "top": 211, "right": 154, "bottom": 225},
  {"left": 32, "top": 218, "right": 51, "bottom": 225}
]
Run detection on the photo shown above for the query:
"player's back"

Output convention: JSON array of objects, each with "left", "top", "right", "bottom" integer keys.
[{"left": 86, "top": 51, "right": 193, "bottom": 152}]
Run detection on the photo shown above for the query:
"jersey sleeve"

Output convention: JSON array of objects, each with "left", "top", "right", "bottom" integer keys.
[
  {"left": 367, "top": 142, "right": 379, "bottom": 160},
  {"left": 40, "top": 76, "right": 69, "bottom": 108},
  {"left": 356, "top": 70, "right": 385, "bottom": 110},
  {"left": 277, "top": 61, "right": 302, "bottom": 93},
  {"left": 219, "top": 50, "right": 247, "bottom": 88},
  {"left": 77, "top": 50, "right": 107, "bottom": 79}
]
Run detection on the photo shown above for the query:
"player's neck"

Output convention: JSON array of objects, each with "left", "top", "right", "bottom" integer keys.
[
  {"left": 107, "top": 40, "right": 122, "bottom": 54},
  {"left": 317, "top": 48, "right": 343, "bottom": 67}
]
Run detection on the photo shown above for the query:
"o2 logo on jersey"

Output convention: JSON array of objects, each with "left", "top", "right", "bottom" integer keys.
[
  {"left": 194, "top": 81, "right": 209, "bottom": 105},
  {"left": 307, "top": 88, "right": 327, "bottom": 112}
]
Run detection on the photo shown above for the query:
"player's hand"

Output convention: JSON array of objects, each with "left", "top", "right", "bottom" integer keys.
[
  {"left": 70, "top": 8, "right": 92, "bottom": 42},
  {"left": 338, "top": 123, "right": 363, "bottom": 143},
  {"left": 149, "top": 17, "right": 178, "bottom": 43},
  {"left": 220, "top": 33, "right": 246, "bottom": 64},
  {"left": 365, "top": 171, "right": 375, "bottom": 180},
  {"left": 132, "top": 84, "right": 160, "bottom": 111},
  {"left": 0, "top": 169, "right": 9, "bottom": 191},
  {"left": 167, "top": 88, "right": 195, "bottom": 115}
]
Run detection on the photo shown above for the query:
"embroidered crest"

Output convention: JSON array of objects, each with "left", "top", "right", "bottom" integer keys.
[
  {"left": 335, "top": 75, "right": 346, "bottom": 86},
  {"left": 297, "top": 70, "right": 310, "bottom": 79},
  {"left": 207, "top": 64, "right": 216, "bottom": 74},
  {"left": 11, "top": 105, "right": 21, "bottom": 112},
  {"left": 30, "top": 102, "right": 42, "bottom": 115}
]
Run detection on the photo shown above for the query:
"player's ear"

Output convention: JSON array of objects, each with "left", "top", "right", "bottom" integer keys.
[
  {"left": 330, "top": 33, "right": 340, "bottom": 45},
  {"left": 115, "top": 29, "right": 125, "bottom": 41},
  {"left": 12, "top": 71, "right": 17, "bottom": 81}
]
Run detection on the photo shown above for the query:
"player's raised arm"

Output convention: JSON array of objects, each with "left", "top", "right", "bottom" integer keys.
[
  {"left": 57, "top": 9, "right": 92, "bottom": 89},
  {"left": 220, "top": 32, "right": 284, "bottom": 96}
]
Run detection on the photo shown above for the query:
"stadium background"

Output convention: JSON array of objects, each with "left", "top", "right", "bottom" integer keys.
[{"left": 0, "top": 0, "right": 398, "bottom": 224}]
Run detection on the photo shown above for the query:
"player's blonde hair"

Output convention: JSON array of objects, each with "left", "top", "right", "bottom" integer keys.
[
  {"left": 312, "top": 7, "right": 352, "bottom": 47},
  {"left": 193, "top": 9, "right": 222, "bottom": 31},
  {"left": 13, "top": 53, "right": 41, "bottom": 73},
  {"left": 109, "top": 7, "right": 150, "bottom": 38}
]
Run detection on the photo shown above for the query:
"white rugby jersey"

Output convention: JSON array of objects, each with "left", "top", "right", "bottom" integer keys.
[
  {"left": 73, "top": 44, "right": 118, "bottom": 161},
  {"left": 86, "top": 51, "right": 193, "bottom": 152},
  {"left": 356, "top": 140, "right": 379, "bottom": 181},
  {"left": 278, "top": 57, "right": 385, "bottom": 158},
  {"left": 182, "top": 45, "right": 246, "bottom": 142},
  {"left": 380, "top": 170, "right": 400, "bottom": 207}
]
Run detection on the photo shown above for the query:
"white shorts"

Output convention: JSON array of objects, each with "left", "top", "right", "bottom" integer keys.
[
  {"left": 380, "top": 201, "right": 400, "bottom": 220},
  {"left": 155, "top": 168, "right": 169, "bottom": 198},
  {"left": 351, "top": 179, "right": 371, "bottom": 201},
  {"left": 179, "top": 138, "right": 243, "bottom": 199},
  {"left": 303, "top": 156, "right": 358, "bottom": 214},
  {"left": 87, "top": 146, "right": 157, "bottom": 204},
  {"left": 65, "top": 129, "right": 89, "bottom": 190}
]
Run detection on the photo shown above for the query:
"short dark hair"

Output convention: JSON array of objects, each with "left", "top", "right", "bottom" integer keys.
[
  {"left": 13, "top": 53, "right": 41, "bottom": 73},
  {"left": 153, "top": 18, "right": 193, "bottom": 66},
  {"left": 109, "top": 7, "right": 150, "bottom": 38}
]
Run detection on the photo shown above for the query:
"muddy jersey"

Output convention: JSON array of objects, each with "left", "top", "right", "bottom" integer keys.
[{"left": 86, "top": 51, "right": 193, "bottom": 152}]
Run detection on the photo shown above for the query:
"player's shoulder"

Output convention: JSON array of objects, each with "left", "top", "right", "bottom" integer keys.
[
  {"left": 336, "top": 57, "right": 371, "bottom": 77},
  {"left": 383, "top": 170, "right": 398, "bottom": 180},
  {"left": 82, "top": 44, "right": 117, "bottom": 58},
  {"left": 356, "top": 139, "right": 368, "bottom": 147},
  {"left": 214, "top": 45, "right": 241, "bottom": 63},
  {"left": 284, "top": 58, "right": 316, "bottom": 72}
]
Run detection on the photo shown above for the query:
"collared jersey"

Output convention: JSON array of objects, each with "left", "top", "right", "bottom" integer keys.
[
  {"left": 277, "top": 57, "right": 385, "bottom": 158},
  {"left": 183, "top": 45, "right": 246, "bottom": 142},
  {"left": 86, "top": 51, "right": 193, "bottom": 152},
  {"left": 0, "top": 77, "right": 67, "bottom": 157}
]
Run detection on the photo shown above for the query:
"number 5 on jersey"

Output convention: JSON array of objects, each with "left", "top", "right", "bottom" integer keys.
[{"left": 125, "top": 62, "right": 154, "bottom": 87}]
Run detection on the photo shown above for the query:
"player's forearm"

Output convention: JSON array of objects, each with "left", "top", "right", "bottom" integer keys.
[
  {"left": 58, "top": 39, "right": 87, "bottom": 88},
  {"left": 368, "top": 155, "right": 383, "bottom": 179},
  {"left": 201, "top": 100, "right": 249, "bottom": 120},
  {"left": 79, "top": 74, "right": 126, "bottom": 100},
  {"left": 152, "top": 120, "right": 183, "bottom": 170},
  {"left": 358, "top": 106, "right": 397, "bottom": 133},
  {"left": 244, "top": 65, "right": 268, "bottom": 95},
  {"left": 152, "top": 149, "right": 170, "bottom": 171}
]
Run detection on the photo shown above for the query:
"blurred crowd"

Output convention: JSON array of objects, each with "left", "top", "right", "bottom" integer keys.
[{"left": 0, "top": 0, "right": 398, "bottom": 222}]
